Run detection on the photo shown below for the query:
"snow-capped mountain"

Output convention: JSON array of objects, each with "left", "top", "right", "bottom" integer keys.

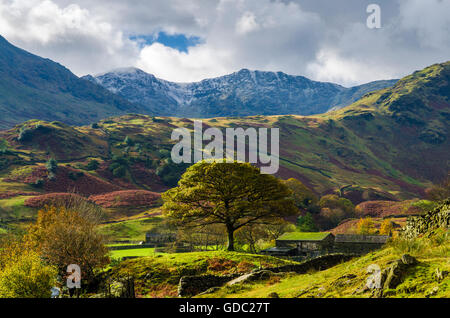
[{"left": 83, "top": 68, "right": 397, "bottom": 117}]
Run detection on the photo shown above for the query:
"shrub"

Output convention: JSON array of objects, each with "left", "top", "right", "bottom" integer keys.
[
  {"left": 27, "top": 205, "right": 110, "bottom": 285},
  {"left": 297, "top": 213, "right": 318, "bottom": 232},
  {"left": 31, "top": 178, "right": 45, "bottom": 188},
  {"left": 124, "top": 136, "right": 135, "bottom": 147},
  {"left": 357, "top": 217, "right": 377, "bottom": 235},
  {"left": 207, "top": 257, "right": 237, "bottom": 273},
  {"left": 318, "top": 195, "right": 355, "bottom": 229},
  {"left": 68, "top": 171, "right": 84, "bottom": 181},
  {"left": 0, "top": 243, "right": 57, "bottom": 298},
  {"left": 282, "top": 178, "right": 318, "bottom": 211},
  {"left": 46, "top": 158, "right": 58, "bottom": 173},
  {"left": 379, "top": 219, "right": 394, "bottom": 235},
  {"left": 85, "top": 159, "right": 100, "bottom": 171},
  {"left": 112, "top": 166, "right": 126, "bottom": 178},
  {"left": 0, "top": 138, "right": 8, "bottom": 151}
]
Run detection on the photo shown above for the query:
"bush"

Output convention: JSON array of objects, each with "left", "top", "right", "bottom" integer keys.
[
  {"left": 318, "top": 195, "right": 355, "bottom": 229},
  {"left": 357, "top": 217, "right": 377, "bottom": 235},
  {"left": 297, "top": 213, "right": 318, "bottom": 232},
  {"left": 426, "top": 176, "right": 450, "bottom": 202},
  {"left": 31, "top": 178, "right": 45, "bottom": 188},
  {"left": 27, "top": 205, "right": 110, "bottom": 285},
  {"left": 0, "top": 138, "right": 8, "bottom": 151},
  {"left": 379, "top": 219, "right": 394, "bottom": 235},
  {"left": 124, "top": 136, "right": 135, "bottom": 147},
  {"left": 156, "top": 160, "right": 189, "bottom": 187},
  {"left": 112, "top": 166, "right": 126, "bottom": 178},
  {"left": 85, "top": 160, "right": 100, "bottom": 171},
  {"left": 282, "top": 178, "right": 318, "bottom": 211},
  {"left": 68, "top": 171, "right": 84, "bottom": 180},
  {"left": 46, "top": 158, "right": 58, "bottom": 173},
  {"left": 0, "top": 244, "right": 57, "bottom": 298}
]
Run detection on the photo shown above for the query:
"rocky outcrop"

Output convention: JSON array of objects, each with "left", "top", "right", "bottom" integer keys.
[
  {"left": 403, "top": 200, "right": 450, "bottom": 238},
  {"left": 371, "top": 254, "right": 418, "bottom": 298}
]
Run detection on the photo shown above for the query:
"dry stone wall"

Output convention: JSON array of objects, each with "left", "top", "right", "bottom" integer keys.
[{"left": 403, "top": 200, "right": 449, "bottom": 238}]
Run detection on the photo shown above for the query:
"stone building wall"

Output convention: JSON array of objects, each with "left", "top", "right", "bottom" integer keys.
[{"left": 333, "top": 242, "right": 386, "bottom": 254}]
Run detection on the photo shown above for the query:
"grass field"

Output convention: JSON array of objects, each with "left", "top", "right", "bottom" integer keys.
[
  {"left": 110, "top": 247, "right": 157, "bottom": 259},
  {"left": 0, "top": 196, "right": 35, "bottom": 220},
  {"left": 100, "top": 215, "right": 164, "bottom": 242}
]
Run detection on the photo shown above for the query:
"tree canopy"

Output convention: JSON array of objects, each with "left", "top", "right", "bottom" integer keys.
[
  {"left": 162, "top": 161, "right": 298, "bottom": 251},
  {"left": 27, "top": 204, "right": 109, "bottom": 285}
]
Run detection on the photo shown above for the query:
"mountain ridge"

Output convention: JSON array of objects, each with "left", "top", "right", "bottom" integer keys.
[
  {"left": 0, "top": 35, "right": 149, "bottom": 129},
  {"left": 83, "top": 67, "right": 398, "bottom": 118},
  {"left": 1, "top": 61, "right": 448, "bottom": 199}
]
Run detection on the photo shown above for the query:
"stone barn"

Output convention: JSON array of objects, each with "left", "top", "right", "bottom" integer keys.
[
  {"left": 275, "top": 232, "right": 335, "bottom": 258},
  {"left": 333, "top": 234, "right": 390, "bottom": 254}
]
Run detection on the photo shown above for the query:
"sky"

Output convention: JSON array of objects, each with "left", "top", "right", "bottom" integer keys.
[{"left": 0, "top": 0, "right": 449, "bottom": 86}]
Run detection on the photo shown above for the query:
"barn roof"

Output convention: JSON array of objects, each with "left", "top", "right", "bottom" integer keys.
[
  {"left": 277, "top": 232, "right": 333, "bottom": 241},
  {"left": 335, "top": 234, "right": 390, "bottom": 244}
]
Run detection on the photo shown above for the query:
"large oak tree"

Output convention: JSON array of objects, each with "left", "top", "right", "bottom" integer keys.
[{"left": 162, "top": 161, "right": 298, "bottom": 251}]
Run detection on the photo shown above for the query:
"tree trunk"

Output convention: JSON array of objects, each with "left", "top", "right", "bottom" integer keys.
[{"left": 226, "top": 225, "right": 235, "bottom": 251}]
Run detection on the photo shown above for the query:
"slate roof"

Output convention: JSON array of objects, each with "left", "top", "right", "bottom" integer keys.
[
  {"left": 277, "top": 232, "right": 333, "bottom": 241},
  {"left": 335, "top": 234, "right": 390, "bottom": 244}
]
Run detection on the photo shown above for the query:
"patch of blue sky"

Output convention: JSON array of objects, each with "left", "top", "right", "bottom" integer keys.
[{"left": 130, "top": 32, "right": 203, "bottom": 53}]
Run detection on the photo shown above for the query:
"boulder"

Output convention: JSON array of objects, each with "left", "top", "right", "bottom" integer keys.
[
  {"left": 401, "top": 254, "right": 417, "bottom": 265},
  {"left": 226, "top": 270, "right": 274, "bottom": 286}
]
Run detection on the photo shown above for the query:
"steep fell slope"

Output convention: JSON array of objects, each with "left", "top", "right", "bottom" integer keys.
[{"left": 0, "top": 35, "right": 148, "bottom": 129}]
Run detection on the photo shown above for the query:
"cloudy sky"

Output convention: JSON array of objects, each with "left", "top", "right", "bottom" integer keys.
[{"left": 1, "top": 0, "right": 449, "bottom": 86}]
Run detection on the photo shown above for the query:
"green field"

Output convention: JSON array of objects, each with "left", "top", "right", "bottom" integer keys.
[
  {"left": 100, "top": 216, "right": 164, "bottom": 242},
  {"left": 110, "top": 247, "right": 157, "bottom": 259},
  {"left": 0, "top": 196, "right": 35, "bottom": 220}
]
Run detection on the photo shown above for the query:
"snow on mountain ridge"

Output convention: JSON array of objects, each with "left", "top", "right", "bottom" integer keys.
[{"left": 83, "top": 67, "right": 398, "bottom": 118}]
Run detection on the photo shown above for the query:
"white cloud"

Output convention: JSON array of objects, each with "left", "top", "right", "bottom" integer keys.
[
  {"left": 136, "top": 43, "right": 232, "bottom": 83},
  {"left": 137, "top": 0, "right": 324, "bottom": 82},
  {"left": 399, "top": 0, "right": 450, "bottom": 49},
  {"left": 0, "top": 0, "right": 449, "bottom": 85},
  {"left": 236, "top": 12, "right": 260, "bottom": 34},
  {"left": 0, "top": 0, "right": 139, "bottom": 76}
]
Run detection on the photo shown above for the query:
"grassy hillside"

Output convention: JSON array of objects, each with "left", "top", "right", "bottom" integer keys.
[
  {"left": 108, "top": 251, "right": 299, "bottom": 297},
  {"left": 0, "top": 61, "right": 449, "bottom": 233},
  {"left": 198, "top": 229, "right": 449, "bottom": 298}
]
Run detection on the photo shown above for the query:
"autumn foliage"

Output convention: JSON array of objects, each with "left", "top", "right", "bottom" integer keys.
[
  {"left": 0, "top": 239, "right": 57, "bottom": 298},
  {"left": 89, "top": 190, "right": 161, "bottom": 208},
  {"left": 24, "top": 193, "right": 88, "bottom": 208},
  {"left": 27, "top": 205, "right": 110, "bottom": 284},
  {"left": 357, "top": 217, "right": 377, "bottom": 235}
]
